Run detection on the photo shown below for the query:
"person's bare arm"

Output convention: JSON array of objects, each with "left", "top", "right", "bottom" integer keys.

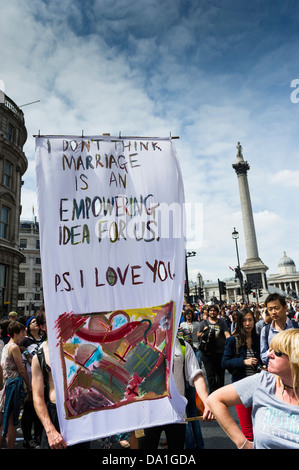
[
  {"left": 196, "top": 326, "right": 208, "bottom": 338},
  {"left": 193, "top": 374, "right": 214, "bottom": 421},
  {"left": 0, "top": 365, "right": 3, "bottom": 390},
  {"left": 10, "top": 343, "right": 29, "bottom": 390},
  {"left": 206, "top": 384, "right": 253, "bottom": 449},
  {"left": 31, "top": 353, "right": 67, "bottom": 449}
]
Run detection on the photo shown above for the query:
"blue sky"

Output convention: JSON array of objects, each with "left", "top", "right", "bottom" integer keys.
[{"left": 1, "top": 0, "right": 299, "bottom": 282}]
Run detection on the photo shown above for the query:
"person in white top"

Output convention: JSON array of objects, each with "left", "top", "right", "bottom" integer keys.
[
  {"left": 137, "top": 336, "right": 214, "bottom": 449},
  {"left": 180, "top": 308, "right": 202, "bottom": 365}
]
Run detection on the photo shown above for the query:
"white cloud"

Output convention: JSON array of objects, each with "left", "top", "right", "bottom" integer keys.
[
  {"left": 2, "top": 0, "right": 299, "bottom": 283},
  {"left": 271, "top": 170, "right": 299, "bottom": 187}
]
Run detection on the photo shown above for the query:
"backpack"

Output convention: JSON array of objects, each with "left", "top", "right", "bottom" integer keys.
[
  {"left": 198, "top": 320, "right": 216, "bottom": 355},
  {"left": 37, "top": 347, "right": 51, "bottom": 403}
]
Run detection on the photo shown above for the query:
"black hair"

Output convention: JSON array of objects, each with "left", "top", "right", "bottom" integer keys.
[
  {"left": 35, "top": 306, "right": 46, "bottom": 327},
  {"left": 183, "top": 309, "right": 196, "bottom": 322},
  {"left": 208, "top": 304, "right": 219, "bottom": 314},
  {"left": 0, "top": 320, "right": 11, "bottom": 337},
  {"left": 234, "top": 308, "right": 257, "bottom": 346},
  {"left": 265, "top": 293, "right": 286, "bottom": 307},
  {"left": 17, "top": 316, "right": 27, "bottom": 327}
]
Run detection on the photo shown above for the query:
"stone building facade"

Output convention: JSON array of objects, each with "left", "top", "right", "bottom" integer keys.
[
  {"left": 191, "top": 252, "right": 299, "bottom": 305},
  {"left": 267, "top": 252, "right": 299, "bottom": 298},
  {"left": 18, "top": 219, "right": 43, "bottom": 315},
  {"left": 0, "top": 94, "right": 28, "bottom": 315}
]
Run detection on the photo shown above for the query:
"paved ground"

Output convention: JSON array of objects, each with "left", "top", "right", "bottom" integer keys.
[{"left": 197, "top": 367, "right": 237, "bottom": 449}]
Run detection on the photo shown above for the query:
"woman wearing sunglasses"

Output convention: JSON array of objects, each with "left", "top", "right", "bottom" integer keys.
[
  {"left": 221, "top": 308, "right": 262, "bottom": 443},
  {"left": 207, "top": 329, "right": 299, "bottom": 449}
]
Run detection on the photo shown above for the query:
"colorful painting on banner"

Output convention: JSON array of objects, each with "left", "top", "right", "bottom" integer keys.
[
  {"left": 56, "top": 302, "right": 174, "bottom": 419},
  {"left": 35, "top": 135, "right": 186, "bottom": 445}
]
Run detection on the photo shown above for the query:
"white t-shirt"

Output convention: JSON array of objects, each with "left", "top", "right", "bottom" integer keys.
[
  {"left": 233, "top": 371, "right": 299, "bottom": 449},
  {"left": 180, "top": 321, "right": 201, "bottom": 348},
  {"left": 173, "top": 338, "right": 202, "bottom": 397}
]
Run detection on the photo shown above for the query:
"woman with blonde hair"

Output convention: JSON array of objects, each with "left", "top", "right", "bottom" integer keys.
[
  {"left": 270, "top": 328, "right": 299, "bottom": 402},
  {"left": 207, "top": 329, "right": 299, "bottom": 449}
]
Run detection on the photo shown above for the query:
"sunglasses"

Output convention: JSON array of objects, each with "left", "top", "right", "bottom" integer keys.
[{"left": 272, "top": 349, "right": 285, "bottom": 357}]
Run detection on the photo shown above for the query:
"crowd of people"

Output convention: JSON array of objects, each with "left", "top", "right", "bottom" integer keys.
[
  {"left": 0, "top": 292, "right": 298, "bottom": 450},
  {"left": 180, "top": 294, "right": 299, "bottom": 449}
]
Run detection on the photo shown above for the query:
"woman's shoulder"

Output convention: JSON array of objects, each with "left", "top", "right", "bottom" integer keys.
[
  {"left": 5, "top": 342, "right": 20, "bottom": 361},
  {"left": 259, "top": 370, "right": 276, "bottom": 385},
  {"left": 244, "top": 370, "right": 276, "bottom": 393},
  {"left": 224, "top": 335, "right": 247, "bottom": 354},
  {"left": 225, "top": 335, "right": 237, "bottom": 345},
  {"left": 19, "top": 336, "right": 36, "bottom": 346},
  {"left": 8, "top": 342, "right": 19, "bottom": 354}
]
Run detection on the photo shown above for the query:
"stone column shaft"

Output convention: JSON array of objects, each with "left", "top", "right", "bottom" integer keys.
[{"left": 236, "top": 171, "right": 259, "bottom": 260}]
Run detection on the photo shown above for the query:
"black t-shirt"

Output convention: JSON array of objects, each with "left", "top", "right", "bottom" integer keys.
[
  {"left": 199, "top": 318, "right": 229, "bottom": 353},
  {"left": 19, "top": 335, "right": 44, "bottom": 355}
]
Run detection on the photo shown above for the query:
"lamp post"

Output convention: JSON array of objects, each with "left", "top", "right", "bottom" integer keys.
[
  {"left": 232, "top": 228, "right": 245, "bottom": 303},
  {"left": 185, "top": 251, "right": 196, "bottom": 303}
]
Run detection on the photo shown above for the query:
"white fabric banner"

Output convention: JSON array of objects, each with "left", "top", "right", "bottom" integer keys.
[{"left": 35, "top": 135, "right": 186, "bottom": 445}]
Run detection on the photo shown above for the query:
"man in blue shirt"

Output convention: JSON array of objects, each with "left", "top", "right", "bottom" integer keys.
[{"left": 260, "top": 293, "right": 298, "bottom": 365}]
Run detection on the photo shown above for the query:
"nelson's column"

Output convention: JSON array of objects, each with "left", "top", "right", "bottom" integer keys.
[{"left": 232, "top": 142, "right": 268, "bottom": 293}]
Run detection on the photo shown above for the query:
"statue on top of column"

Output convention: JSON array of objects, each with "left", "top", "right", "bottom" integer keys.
[{"left": 236, "top": 142, "right": 243, "bottom": 159}]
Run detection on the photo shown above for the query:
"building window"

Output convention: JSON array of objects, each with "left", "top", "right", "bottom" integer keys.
[
  {"left": 0, "top": 206, "right": 9, "bottom": 239},
  {"left": 7, "top": 123, "right": 15, "bottom": 143},
  {"left": 35, "top": 257, "right": 41, "bottom": 264},
  {"left": 18, "top": 272, "right": 25, "bottom": 286},
  {"left": 34, "top": 293, "right": 41, "bottom": 300},
  {"left": 36, "top": 239, "right": 40, "bottom": 249},
  {"left": 18, "top": 293, "right": 25, "bottom": 300},
  {"left": 15, "top": 128, "right": 19, "bottom": 147},
  {"left": 20, "top": 238, "right": 27, "bottom": 248},
  {"left": 3, "top": 161, "right": 12, "bottom": 188},
  {"left": 35, "top": 272, "right": 41, "bottom": 287},
  {"left": 0, "top": 264, "right": 6, "bottom": 288}
]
